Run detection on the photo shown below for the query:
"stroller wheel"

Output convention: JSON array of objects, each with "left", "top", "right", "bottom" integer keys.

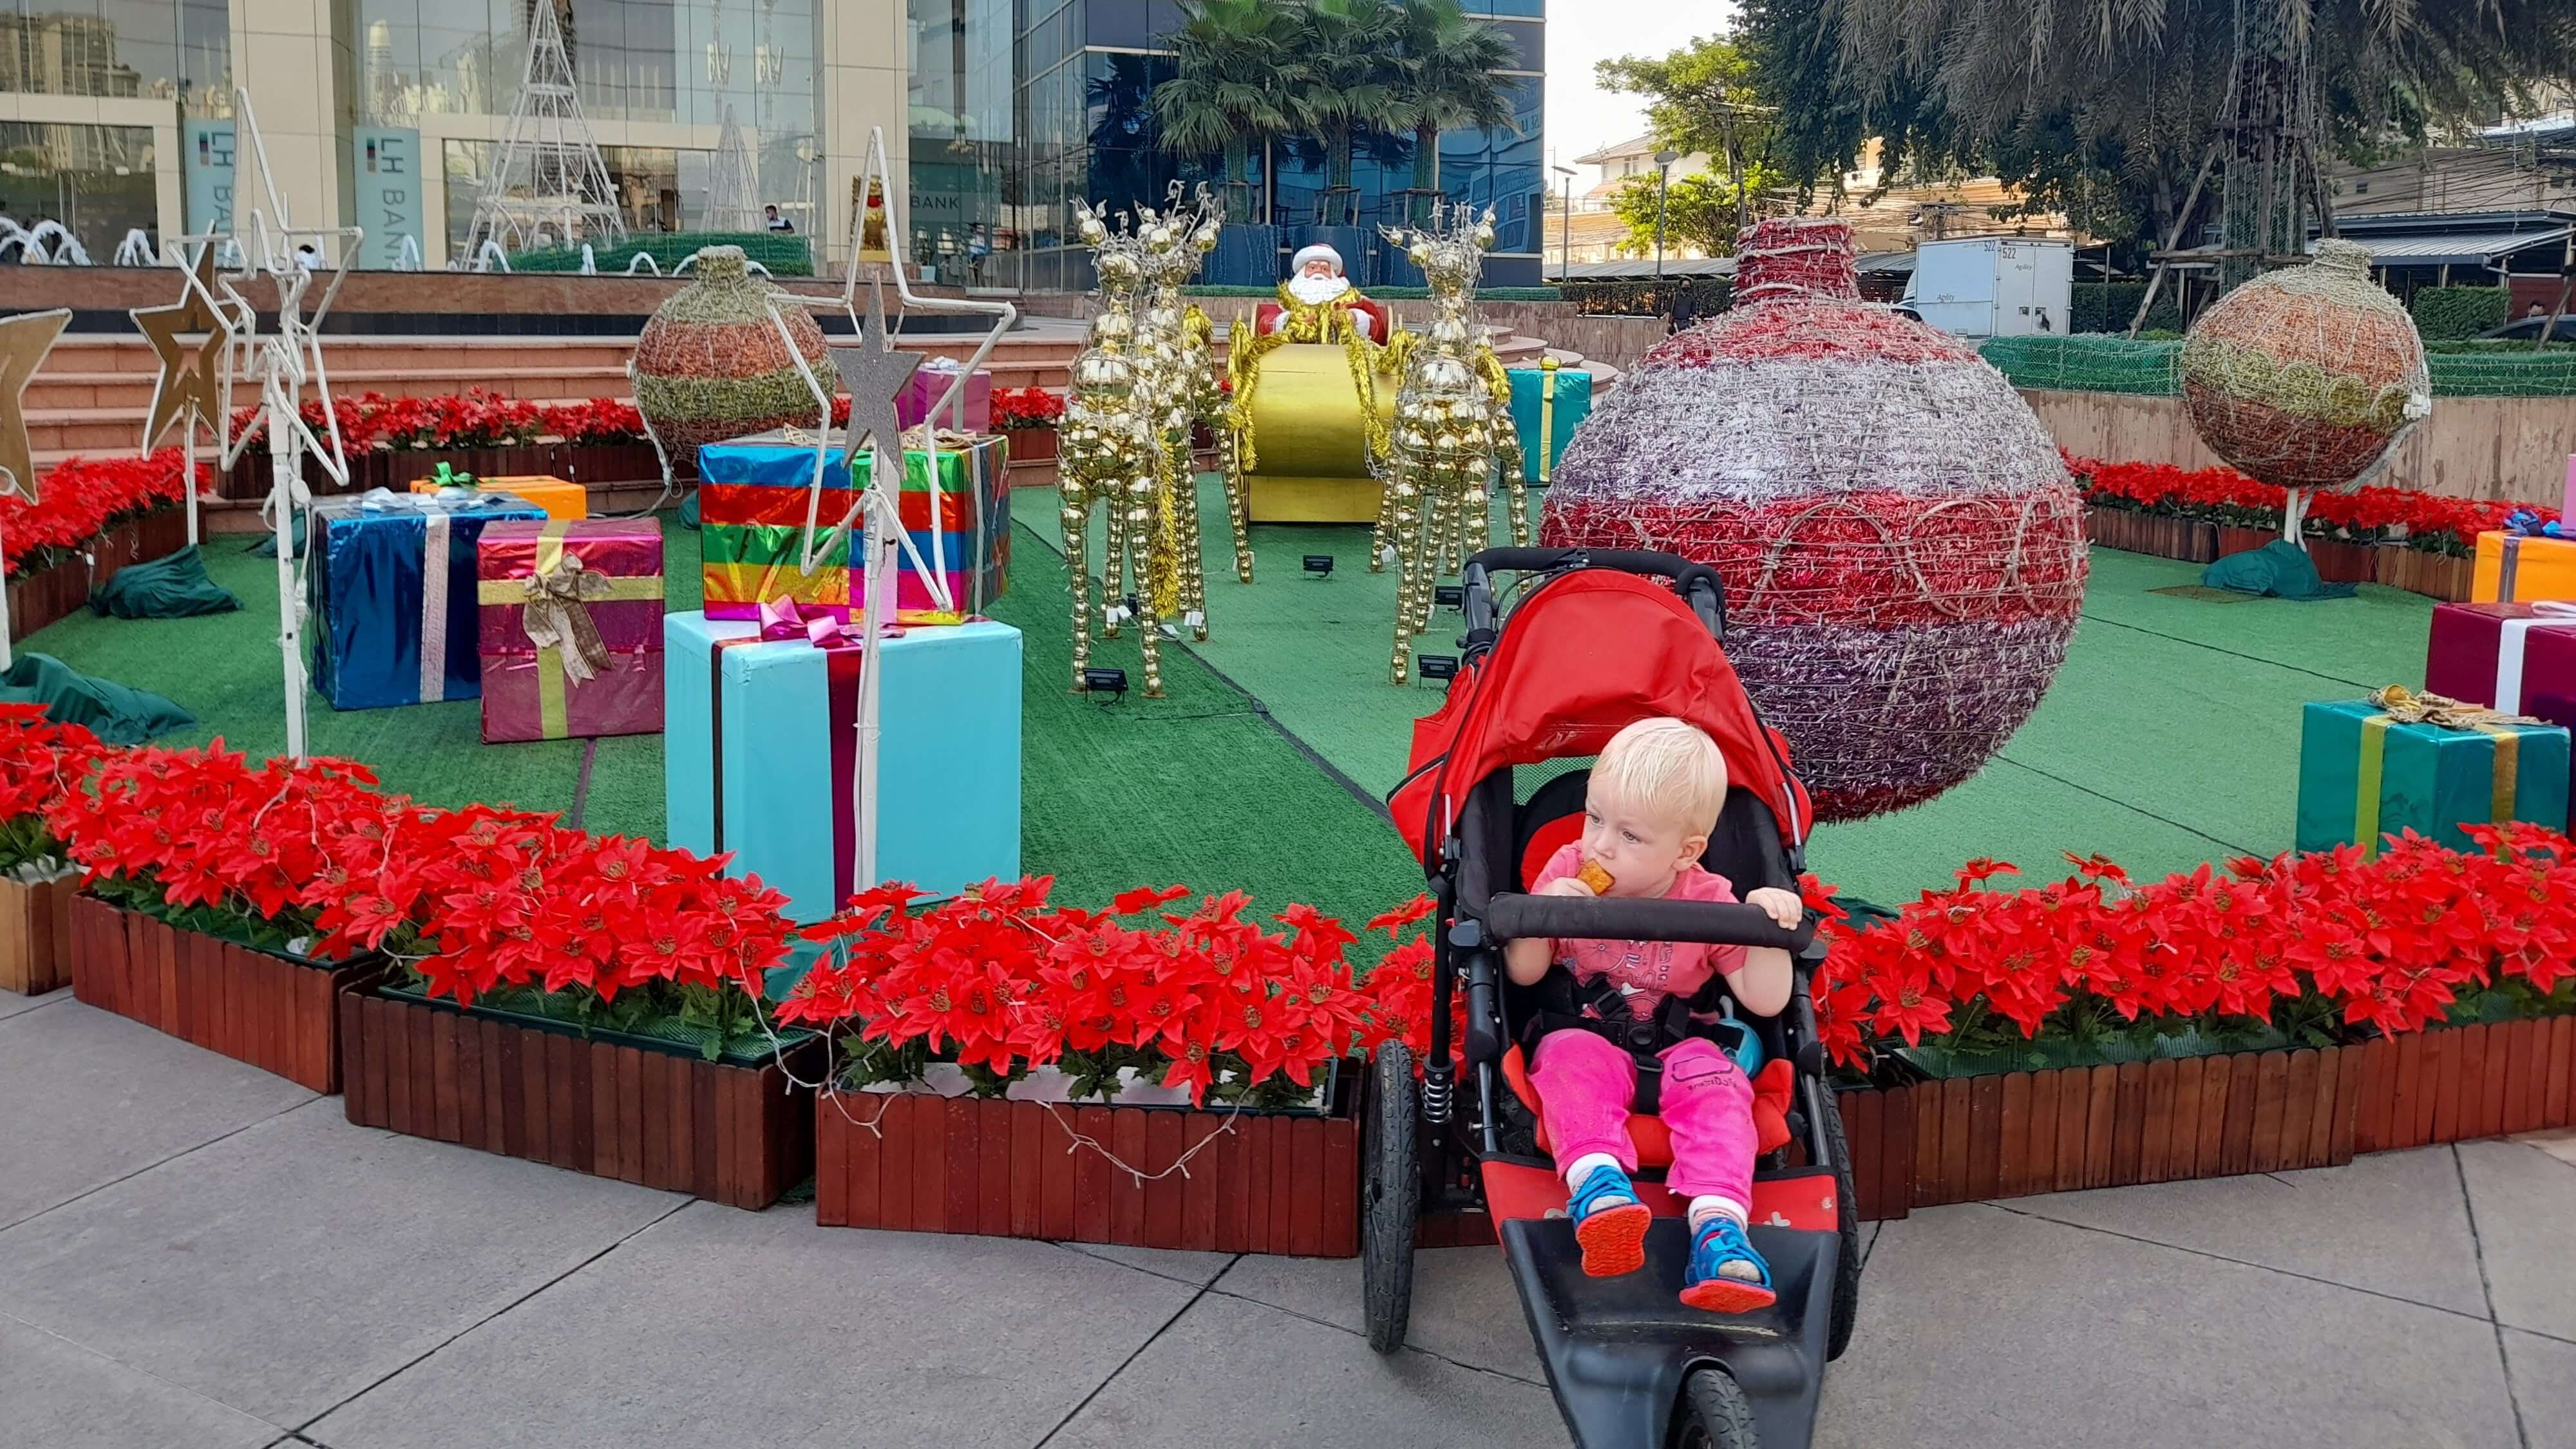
[
  {"left": 1361, "top": 1043, "right": 1420, "bottom": 1354},
  {"left": 1676, "top": 1366, "right": 1757, "bottom": 1448},
  {"left": 1818, "top": 1088, "right": 1864, "bottom": 1361}
]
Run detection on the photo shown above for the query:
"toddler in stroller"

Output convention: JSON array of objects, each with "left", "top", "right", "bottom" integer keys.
[{"left": 1506, "top": 716, "right": 1806, "bottom": 1312}]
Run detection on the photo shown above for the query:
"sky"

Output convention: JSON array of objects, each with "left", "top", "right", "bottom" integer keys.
[{"left": 1543, "top": 0, "right": 1736, "bottom": 175}]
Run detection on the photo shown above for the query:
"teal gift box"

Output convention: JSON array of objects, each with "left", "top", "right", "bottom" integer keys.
[
  {"left": 664, "top": 610, "right": 1023, "bottom": 922},
  {"left": 2294, "top": 698, "right": 2570, "bottom": 857},
  {"left": 1507, "top": 361, "right": 1595, "bottom": 484}
]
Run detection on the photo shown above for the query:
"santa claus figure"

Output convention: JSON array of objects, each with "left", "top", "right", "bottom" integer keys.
[{"left": 1256, "top": 243, "right": 1392, "bottom": 343}]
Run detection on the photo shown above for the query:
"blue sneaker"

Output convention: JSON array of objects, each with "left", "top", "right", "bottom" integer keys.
[
  {"left": 1568, "top": 1163, "right": 1652, "bottom": 1277},
  {"left": 1680, "top": 1214, "right": 1777, "bottom": 1314}
]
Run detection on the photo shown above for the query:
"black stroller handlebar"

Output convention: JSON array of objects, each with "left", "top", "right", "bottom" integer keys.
[
  {"left": 1464, "top": 546, "right": 1701, "bottom": 579},
  {"left": 1481, "top": 893, "right": 1818, "bottom": 954}
]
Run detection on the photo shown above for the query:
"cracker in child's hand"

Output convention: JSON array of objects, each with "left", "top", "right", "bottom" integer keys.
[{"left": 1576, "top": 860, "right": 1615, "bottom": 895}]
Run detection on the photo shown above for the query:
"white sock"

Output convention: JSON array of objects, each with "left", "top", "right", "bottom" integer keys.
[
  {"left": 1688, "top": 1195, "right": 1747, "bottom": 1232},
  {"left": 1566, "top": 1152, "right": 1629, "bottom": 1198}
]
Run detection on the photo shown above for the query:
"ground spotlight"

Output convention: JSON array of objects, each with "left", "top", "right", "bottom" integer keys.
[
  {"left": 1418, "top": 655, "right": 1459, "bottom": 682},
  {"left": 1082, "top": 667, "right": 1128, "bottom": 701},
  {"left": 1302, "top": 554, "right": 1334, "bottom": 578}
]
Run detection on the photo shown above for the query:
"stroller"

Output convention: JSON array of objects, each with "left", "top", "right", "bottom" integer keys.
[{"left": 1367, "top": 547, "right": 1862, "bottom": 1448}]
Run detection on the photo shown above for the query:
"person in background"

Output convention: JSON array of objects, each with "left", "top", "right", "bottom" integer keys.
[
  {"left": 1667, "top": 283, "right": 1698, "bottom": 334},
  {"left": 967, "top": 223, "right": 992, "bottom": 286},
  {"left": 296, "top": 243, "right": 319, "bottom": 272},
  {"left": 765, "top": 205, "right": 794, "bottom": 234},
  {"left": 2530, "top": 302, "right": 2547, "bottom": 319}
]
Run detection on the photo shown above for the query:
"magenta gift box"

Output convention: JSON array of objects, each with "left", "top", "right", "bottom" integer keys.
[
  {"left": 898, "top": 360, "right": 991, "bottom": 434},
  {"left": 475, "top": 518, "right": 667, "bottom": 743},
  {"left": 2424, "top": 601, "right": 2576, "bottom": 732}
]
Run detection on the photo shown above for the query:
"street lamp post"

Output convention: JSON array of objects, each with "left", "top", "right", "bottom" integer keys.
[
  {"left": 1551, "top": 164, "right": 1575, "bottom": 281},
  {"left": 1653, "top": 149, "right": 1678, "bottom": 289}
]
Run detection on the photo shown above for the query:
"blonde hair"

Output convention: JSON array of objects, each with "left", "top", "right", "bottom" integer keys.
[{"left": 1591, "top": 717, "right": 1728, "bottom": 833}]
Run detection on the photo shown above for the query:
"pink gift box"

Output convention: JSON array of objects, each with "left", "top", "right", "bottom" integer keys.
[
  {"left": 897, "top": 361, "right": 990, "bottom": 434},
  {"left": 2562, "top": 455, "right": 2575, "bottom": 524},
  {"left": 2425, "top": 600, "right": 2576, "bottom": 738},
  {"left": 475, "top": 518, "right": 666, "bottom": 743}
]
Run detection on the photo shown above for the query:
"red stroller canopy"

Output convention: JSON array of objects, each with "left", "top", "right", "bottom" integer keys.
[{"left": 1392, "top": 570, "right": 1812, "bottom": 871}]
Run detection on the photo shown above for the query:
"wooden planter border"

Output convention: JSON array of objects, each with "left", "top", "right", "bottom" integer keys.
[
  {"left": 222, "top": 443, "right": 692, "bottom": 502},
  {"left": 66, "top": 894, "right": 376, "bottom": 1093},
  {"left": 1419, "top": 1023, "right": 2574, "bottom": 1236},
  {"left": 815, "top": 1090, "right": 1361, "bottom": 1256},
  {"left": 0, "top": 875, "right": 75, "bottom": 996},
  {"left": 2085, "top": 505, "right": 2475, "bottom": 599},
  {"left": 6, "top": 505, "right": 189, "bottom": 643},
  {"left": 339, "top": 987, "right": 822, "bottom": 1210}
]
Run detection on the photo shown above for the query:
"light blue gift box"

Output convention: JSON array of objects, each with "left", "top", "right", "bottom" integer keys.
[{"left": 665, "top": 610, "right": 1023, "bottom": 922}]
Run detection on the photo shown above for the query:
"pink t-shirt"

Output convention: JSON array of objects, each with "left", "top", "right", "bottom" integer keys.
[{"left": 1531, "top": 841, "right": 1747, "bottom": 1020}]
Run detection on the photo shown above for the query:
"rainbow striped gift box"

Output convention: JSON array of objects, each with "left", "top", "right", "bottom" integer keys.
[{"left": 696, "top": 430, "right": 1010, "bottom": 620}]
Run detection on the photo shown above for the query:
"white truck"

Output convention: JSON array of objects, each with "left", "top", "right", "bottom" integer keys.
[{"left": 1900, "top": 237, "right": 2075, "bottom": 338}]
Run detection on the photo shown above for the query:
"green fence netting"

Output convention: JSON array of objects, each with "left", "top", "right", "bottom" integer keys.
[{"left": 1981, "top": 335, "right": 2576, "bottom": 398}]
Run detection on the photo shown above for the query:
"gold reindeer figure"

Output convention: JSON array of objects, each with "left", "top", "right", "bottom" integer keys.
[
  {"left": 1375, "top": 203, "right": 1522, "bottom": 685},
  {"left": 1137, "top": 184, "right": 1251, "bottom": 590},
  {"left": 1059, "top": 202, "right": 1176, "bottom": 695}
]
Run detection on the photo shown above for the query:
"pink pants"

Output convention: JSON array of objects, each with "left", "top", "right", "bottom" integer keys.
[{"left": 1529, "top": 1028, "right": 1756, "bottom": 1206}]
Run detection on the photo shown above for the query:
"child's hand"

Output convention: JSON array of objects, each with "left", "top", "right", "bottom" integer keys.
[
  {"left": 1539, "top": 875, "right": 1597, "bottom": 898},
  {"left": 1744, "top": 886, "right": 1803, "bottom": 929}
]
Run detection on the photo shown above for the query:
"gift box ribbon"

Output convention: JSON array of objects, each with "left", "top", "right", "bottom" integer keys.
[
  {"left": 1537, "top": 358, "right": 1558, "bottom": 485},
  {"left": 708, "top": 600, "right": 864, "bottom": 913},
  {"left": 2354, "top": 685, "right": 2539, "bottom": 859},
  {"left": 2495, "top": 601, "right": 2576, "bottom": 714},
  {"left": 473, "top": 520, "right": 664, "bottom": 739}
]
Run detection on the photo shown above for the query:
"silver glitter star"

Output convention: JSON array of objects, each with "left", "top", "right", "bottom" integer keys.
[{"left": 828, "top": 277, "right": 923, "bottom": 475}]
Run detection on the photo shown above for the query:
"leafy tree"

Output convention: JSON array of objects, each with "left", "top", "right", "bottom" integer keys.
[
  {"left": 1819, "top": 0, "right": 2576, "bottom": 267},
  {"left": 1392, "top": 0, "right": 1518, "bottom": 213},
  {"left": 1289, "top": 0, "right": 1406, "bottom": 222},
  {"left": 1607, "top": 166, "right": 1778, "bottom": 258},
  {"left": 1153, "top": 0, "right": 1303, "bottom": 223},
  {"left": 1595, "top": 35, "right": 1773, "bottom": 233}
]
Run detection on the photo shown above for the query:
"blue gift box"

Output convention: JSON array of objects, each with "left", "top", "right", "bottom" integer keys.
[
  {"left": 308, "top": 490, "right": 547, "bottom": 710},
  {"left": 664, "top": 610, "right": 1023, "bottom": 922},
  {"left": 1507, "top": 361, "right": 1595, "bottom": 484}
]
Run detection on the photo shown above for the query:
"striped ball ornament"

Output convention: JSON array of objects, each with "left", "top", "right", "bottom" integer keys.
[
  {"left": 2179, "top": 239, "right": 2430, "bottom": 490},
  {"left": 632, "top": 245, "right": 831, "bottom": 461},
  {"left": 1539, "top": 218, "right": 2087, "bottom": 821}
]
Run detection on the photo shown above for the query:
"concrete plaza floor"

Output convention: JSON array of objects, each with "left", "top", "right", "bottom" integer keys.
[{"left": 6, "top": 991, "right": 2572, "bottom": 1449}]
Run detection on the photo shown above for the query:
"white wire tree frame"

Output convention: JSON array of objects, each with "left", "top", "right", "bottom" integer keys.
[
  {"left": 173, "top": 88, "right": 365, "bottom": 762},
  {"left": 463, "top": 0, "right": 627, "bottom": 261}
]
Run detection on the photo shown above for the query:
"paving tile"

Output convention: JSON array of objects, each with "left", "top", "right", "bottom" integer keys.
[
  {"left": 2512, "top": 1127, "right": 2576, "bottom": 1170},
  {"left": 0, "top": 985, "right": 65, "bottom": 1019},
  {"left": 2459, "top": 1139, "right": 2576, "bottom": 1341},
  {"left": 2000, "top": 1144, "right": 2489, "bottom": 1317},
  {"left": 0, "top": 1314, "right": 279, "bottom": 1449},
  {"left": 1042, "top": 1290, "right": 1565, "bottom": 1449},
  {"left": 2504, "top": 1328, "right": 2576, "bottom": 1449},
  {"left": 0, "top": 1101, "right": 683, "bottom": 1427},
  {"left": 1057, "top": 1239, "right": 1236, "bottom": 1285},
  {"left": 310, "top": 1204, "right": 1204, "bottom": 1449},
  {"left": 1213, "top": 1245, "right": 1543, "bottom": 1381},
  {"left": 1814, "top": 1202, "right": 2521, "bottom": 1449},
  {"left": 0, "top": 999, "right": 313, "bottom": 1229}
]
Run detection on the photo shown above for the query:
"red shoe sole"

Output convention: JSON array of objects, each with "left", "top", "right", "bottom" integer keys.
[
  {"left": 1573, "top": 1202, "right": 1652, "bottom": 1277},
  {"left": 1679, "top": 1277, "right": 1777, "bottom": 1314}
]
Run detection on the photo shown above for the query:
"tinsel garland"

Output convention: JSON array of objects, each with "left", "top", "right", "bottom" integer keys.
[{"left": 1540, "top": 216, "right": 2087, "bottom": 821}]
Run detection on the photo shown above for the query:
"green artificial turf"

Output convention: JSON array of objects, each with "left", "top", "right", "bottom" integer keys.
[
  {"left": 1016, "top": 478, "right": 2442, "bottom": 905},
  {"left": 18, "top": 510, "right": 1423, "bottom": 929}
]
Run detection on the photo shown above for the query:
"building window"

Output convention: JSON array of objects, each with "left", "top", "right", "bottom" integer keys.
[{"left": 0, "top": 121, "right": 156, "bottom": 259}]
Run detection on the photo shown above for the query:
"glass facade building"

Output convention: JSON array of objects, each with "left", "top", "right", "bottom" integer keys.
[
  {"left": 1007, "top": 0, "right": 1544, "bottom": 290},
  {"left": 0, "top": 0, "right": 1538, "bottom": 282}
]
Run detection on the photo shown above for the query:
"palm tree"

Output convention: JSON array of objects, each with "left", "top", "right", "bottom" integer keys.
[
  {"left": 1289, "top": 0, "right": 1405, "bottom": 225},
  {"left": 1153, "top": 0, "right": 1302, "bottom": 223},
  {"left": 1392, "top": 0, "right": 1518, "bottom": 218}
]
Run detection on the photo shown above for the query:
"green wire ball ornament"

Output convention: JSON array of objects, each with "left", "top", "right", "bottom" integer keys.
[
  {"left": 631, "top": 245, "right": 833, "bottom": 462},
  {"left": 2178, "top": 240, "right": 2432, "bottom": 489}
]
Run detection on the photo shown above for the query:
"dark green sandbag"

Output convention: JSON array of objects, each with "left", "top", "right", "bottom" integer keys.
[
  {"left": 89, "top": 546, "right": 241, "bottom": 619},
  {"left": 2200, "top": 539, "right": 2358, "bottom": 601},
  {"left": 0, "top": 653, "right": 196, "bottom": 745}
]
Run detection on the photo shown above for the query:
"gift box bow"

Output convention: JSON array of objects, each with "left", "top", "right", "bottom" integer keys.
[
  {"left": 2505, "top": 509, "right": 2565, "bottom": 540},
  {"left": 474, "top": 522, "right": 665, "bottom": 688}
]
